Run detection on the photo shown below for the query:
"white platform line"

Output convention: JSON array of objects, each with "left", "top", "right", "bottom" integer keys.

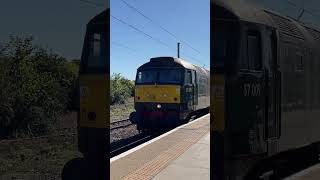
[
  {"left": 110, "top": 113, "right": 210, "bottom": 163},
  {"left": 283, "top": 163, "right": 320, "bottom": 180}
]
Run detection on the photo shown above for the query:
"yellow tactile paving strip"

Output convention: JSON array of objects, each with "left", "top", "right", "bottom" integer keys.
[{"left": 110, "top": 116, "right": 209, "bottom": 180}]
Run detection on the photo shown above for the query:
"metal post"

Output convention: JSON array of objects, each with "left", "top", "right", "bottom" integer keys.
[{"left": 177, "top": 42, "right": 180, "bottom": 58}]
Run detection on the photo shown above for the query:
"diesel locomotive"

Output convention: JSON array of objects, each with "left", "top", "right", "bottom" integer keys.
[
  {"left": 62, "top": 7, "right": 109, "bottom": 180},
  {"left": 130, "top": 57, "right": 210, "bottom": 132},
  {"left": 212, "top": 0, "right": 320, "bottom": 179}
]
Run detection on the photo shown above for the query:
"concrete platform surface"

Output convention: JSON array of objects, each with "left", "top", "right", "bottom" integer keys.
[
  {"left": 110, "top": 114, "right": 210, "bottom": 180},
  {"left": 152, "top": 133, "right": 210, "bottom": 180},
  {"left": 284, "top": 164, "right": 320, "bottom": 180}
]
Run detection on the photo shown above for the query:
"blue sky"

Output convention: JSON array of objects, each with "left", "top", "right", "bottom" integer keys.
[
  {"left": 1, "top": 0, "right": 319, "bottom": 78},
  {"left": 111, "top": 0, "right": 210, "bottom": 80},
  {"left": 0, "top": 0, "right": 106, "bottom": 59}
]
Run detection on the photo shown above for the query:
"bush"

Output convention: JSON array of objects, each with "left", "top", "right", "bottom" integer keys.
[
  {"left": 110, "top": 73, "right": 134, "bottom": 105},
  {"left": 0, "top": 35, "right": 79, "bottom": 138}
]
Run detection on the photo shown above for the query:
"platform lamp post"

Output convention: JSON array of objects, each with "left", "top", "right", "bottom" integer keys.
[{"left": 177, "top": 42, "right": 180, "bottom": 58}]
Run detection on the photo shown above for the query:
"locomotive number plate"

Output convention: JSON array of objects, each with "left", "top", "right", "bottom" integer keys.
[{"left": 243, "top": 83, "right": 261, "bottom": 97}]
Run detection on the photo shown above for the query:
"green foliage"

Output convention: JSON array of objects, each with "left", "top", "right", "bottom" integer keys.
[
  {"left": 0, "top": 35, "right": 79, "bottom": 139},
  {"left": 110, "top": 73, "right": 134, "bottom": 105}
]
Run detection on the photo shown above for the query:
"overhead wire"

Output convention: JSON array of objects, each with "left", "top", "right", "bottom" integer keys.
[
  {"left": 111, "top": 41, "right": 149, "bottom": 61},
  {"left": 111, "top": 41, "right": 137, "bottom": 52},
  {"left": 111, "top": 15, "right": 172, "bottom": 49},
  {"left": 118, "top": 0, "right": 209, "bottom": 67},
  {"left": 118, "top": 0, "right": 202, "bottom": 55},
  {"left": 111, "top": 14, "right": 207, "bottom": 67},
  {"left": 80, "top": 0, "right": 208, "bottom": 67}
]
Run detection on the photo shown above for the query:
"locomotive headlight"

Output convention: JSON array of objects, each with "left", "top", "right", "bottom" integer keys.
[{"left": 157, "top": 104, "right": 161, "bottom": 109}]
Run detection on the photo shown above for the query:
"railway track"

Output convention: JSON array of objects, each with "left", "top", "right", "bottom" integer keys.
[
  {"left": 110, "top": 119, "right": 134, "bottom": 131},
  {"left": 110, "top": 133, "right": 153, "bottom": 158}
]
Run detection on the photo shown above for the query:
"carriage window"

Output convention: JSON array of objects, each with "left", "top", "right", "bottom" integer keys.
[
  {"left": 296, "top": 55, "right": 304, "bottom": 71},
  {"left": 198, "top": 76, "right": 207, "bottom": 95},
  {"left": 186, "top": 71, "right": 192, "bottom": 84},
  {"left": 192, "top": 71, "right": 196, "bottom": 84},
  {"left": 247, "top": 32, "right": 262, "bottom": 70}
]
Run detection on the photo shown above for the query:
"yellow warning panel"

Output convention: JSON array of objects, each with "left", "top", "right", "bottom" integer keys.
[
  {"left": 135, "top": 85, "right": 181, "bottom": 103},
  {"left": 79, "top": 74, "right": 109, "bottom": 129},
  {"left": 211, "top": 74, "right": 225, "bottom": 132}
]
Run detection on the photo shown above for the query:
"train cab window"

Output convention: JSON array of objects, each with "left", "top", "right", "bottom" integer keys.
[
  {"left": 213, "top": 23, "right": 239, "bottom": 69},
  {"left": 80, "top": 24, "right": 107, "bottom": 73},
  {"left": 216, "top": 36, "right": 227, "bottom": 59},
  {"left": 158, "top": 69, "right": 182, "bottom": 84},
  {"left": 88, "top": 33, "right": 104, "bottom": 68},
  {"left": 247, "top": 31, "right": 262, "bottom": 71},
  {"left": 137, "top": 72, "right": 142, "bottom": 80},
  {"left": 136, "top": 70, "right": 157, "bottom": 84},
  {"left": 136, "top": 69, "right": 182, "bottom": 84}
]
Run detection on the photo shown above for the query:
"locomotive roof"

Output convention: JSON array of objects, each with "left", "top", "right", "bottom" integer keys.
[
  {"left": 138, "top": 57, "right": 209, "bottom": 74},
  {"left": 213, "top": 0, "right": 275, "bottom": 27},
  {"left": 212, "top": 0, "right": 320, "bottom": 45},
  {"left": 87, "top": 9, "right": 108, "bottom": 26}
]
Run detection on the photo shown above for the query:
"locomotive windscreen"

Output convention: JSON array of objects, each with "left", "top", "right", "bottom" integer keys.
[{"left": 136, "top": 69, "right": 182, "bottom": 84}]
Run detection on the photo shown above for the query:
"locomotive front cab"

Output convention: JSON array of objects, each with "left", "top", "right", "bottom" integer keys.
[
  {"left": 62, "top": 9, "right": 108, "bottom": 180},
  {"left": 212, "top": 3, "right": 241, "bottom": 178},
  {"left": 131, "top": 57, "right": 198, "bottom": 131},
  {"left": 78, "top": 10, "right": 108, "bottom": 158},
  {"left": 212, "top": 2, "right": 240, "bottom": 132}
]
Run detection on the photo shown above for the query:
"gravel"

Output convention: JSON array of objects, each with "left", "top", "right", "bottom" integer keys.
[{"left": 110, "top": 124, "right": 139, "bottom": 144}]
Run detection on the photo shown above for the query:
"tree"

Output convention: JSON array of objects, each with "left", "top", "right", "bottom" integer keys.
[
  {"left": 0, "top": 35, "right": 79, "bottom": 138},
  {"left": 110, "top": 73, "right": 134, "bottom": 105}
]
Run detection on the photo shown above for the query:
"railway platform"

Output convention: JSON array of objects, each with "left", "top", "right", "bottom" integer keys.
[
  {"left": 110, "top": 114, "right": 210, "bottom": 180},
  {"left": 284, "top": 163, "right": 320, "bottom": 180}
]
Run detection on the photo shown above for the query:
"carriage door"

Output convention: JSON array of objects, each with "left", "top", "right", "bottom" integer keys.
[{"left": 264, "top": 28, "right": 280, "bottom": 155}]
